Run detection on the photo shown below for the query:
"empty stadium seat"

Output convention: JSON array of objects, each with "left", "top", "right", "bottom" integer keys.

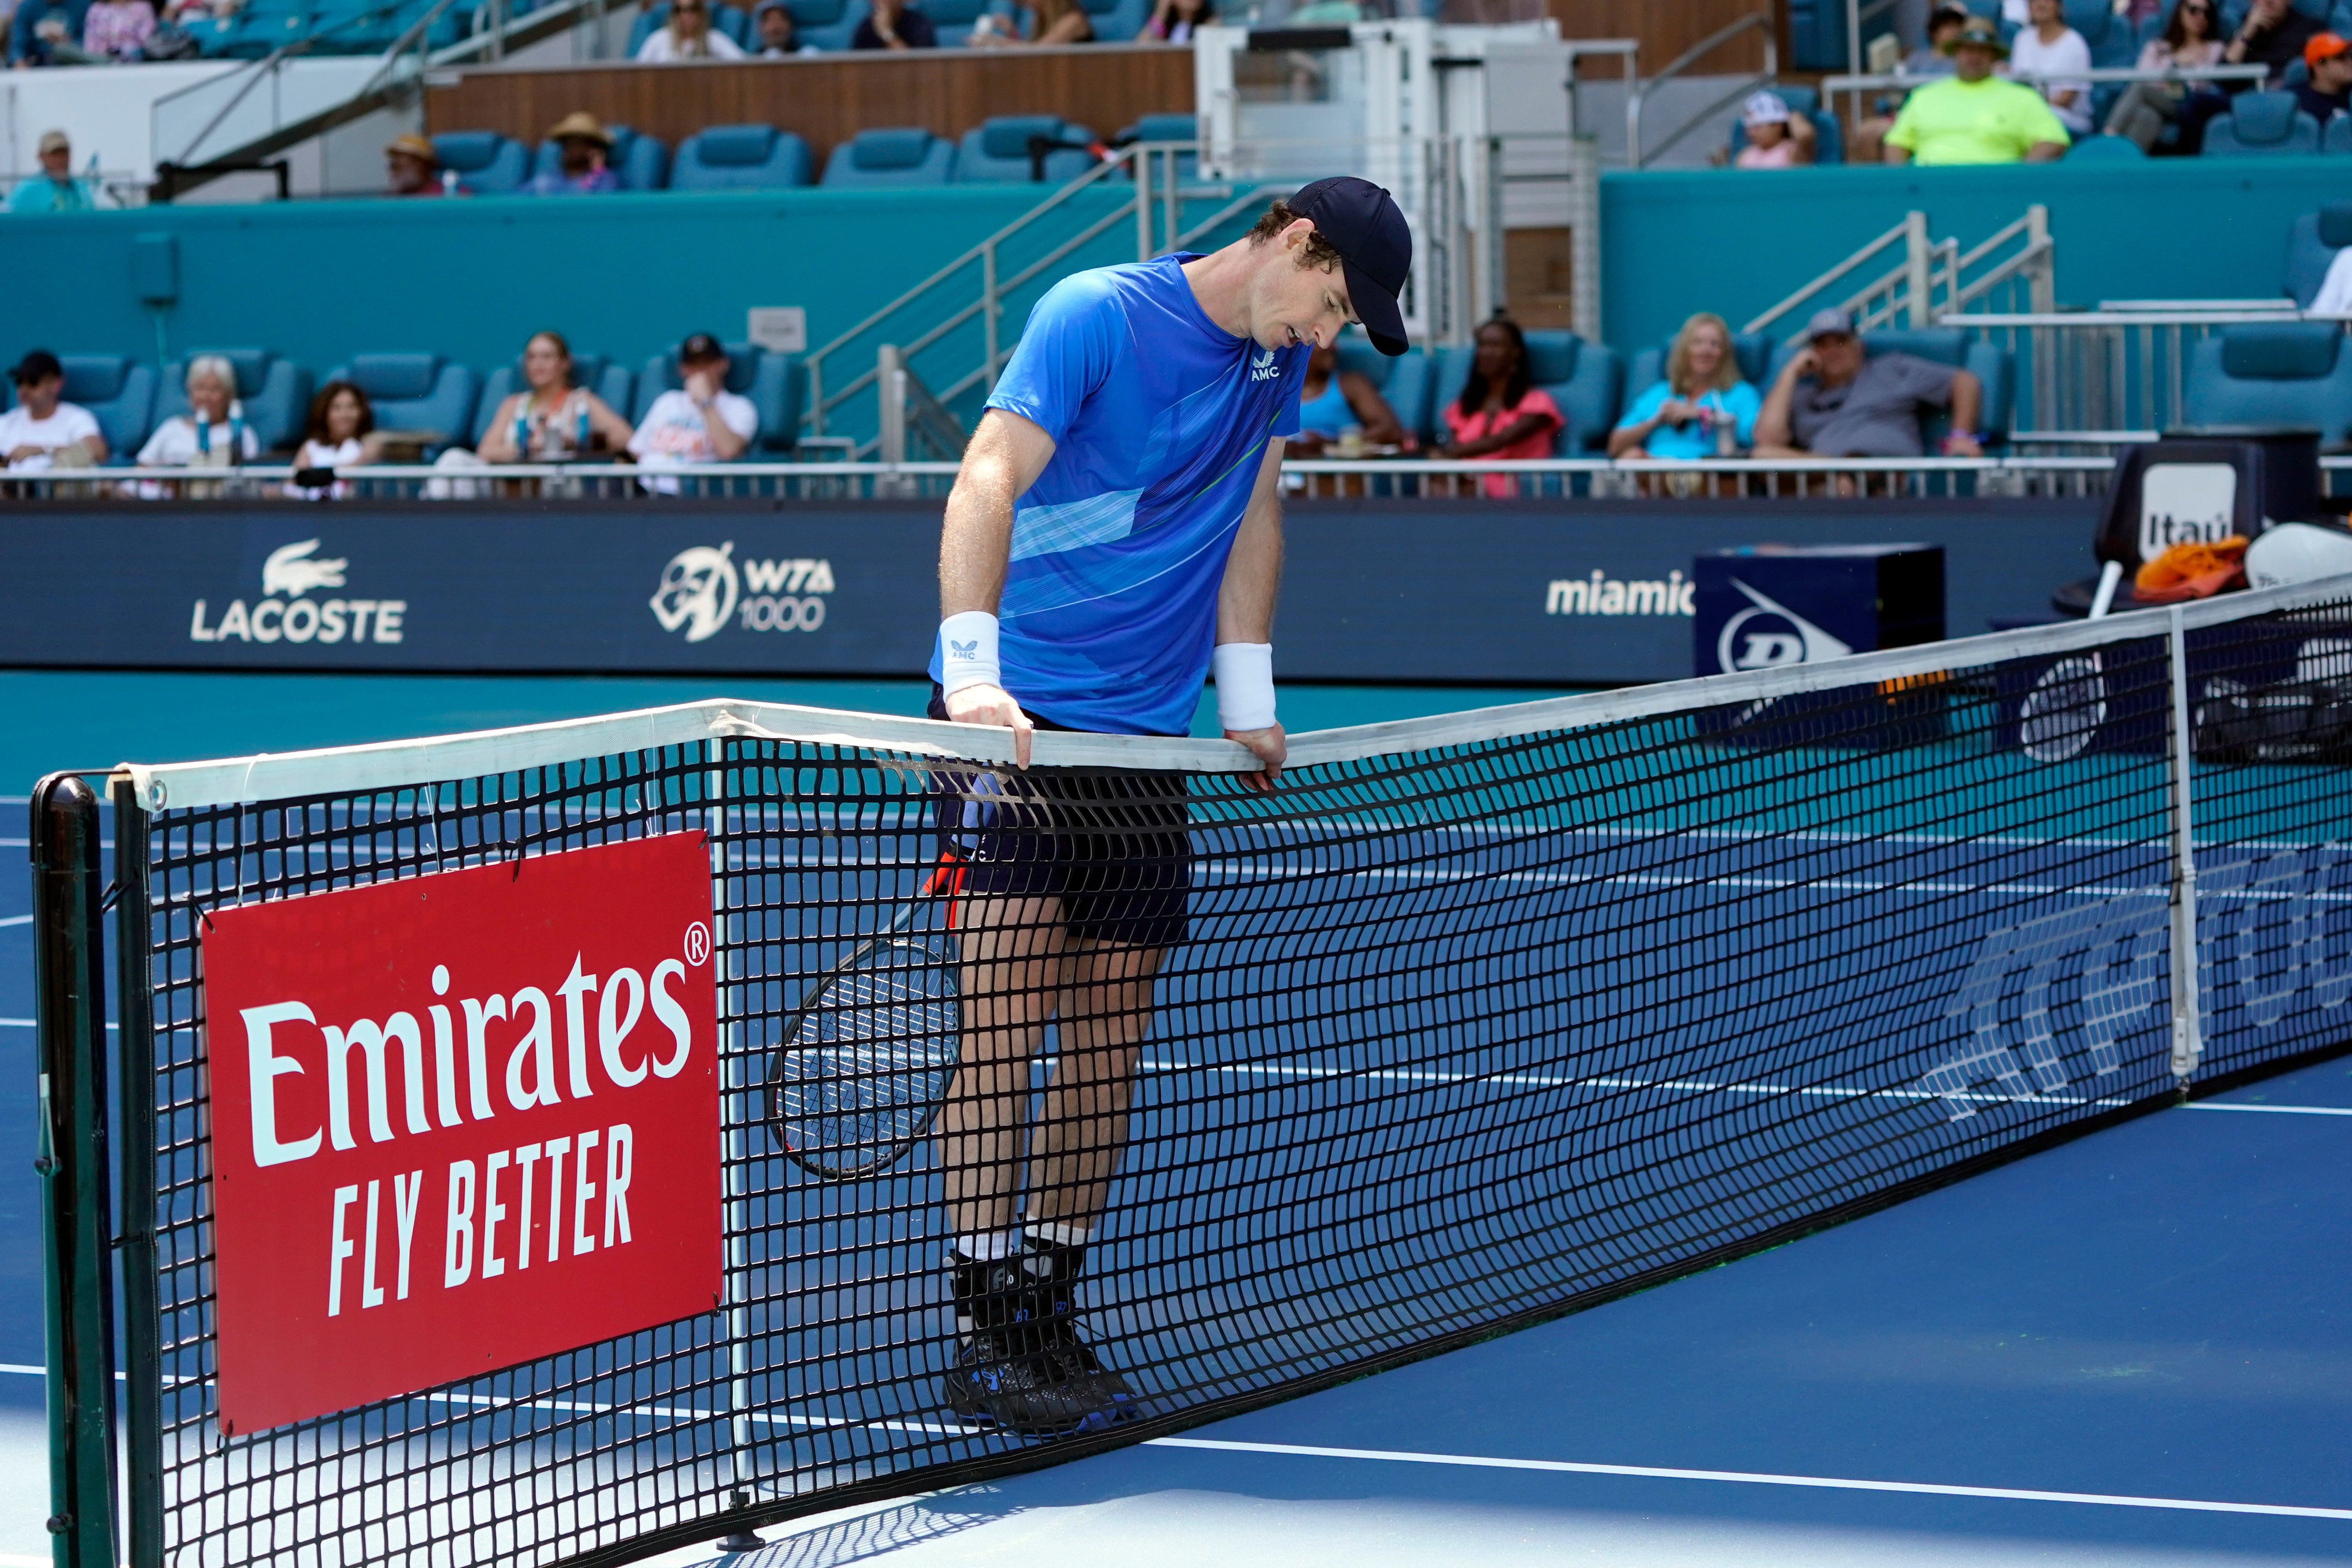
[
  {"left": 2326, "top": 113, "right": 2352, "bottom": 153},
  {"left": 531, "top": 125, "right": 670, "bottom": 192},
  {"left": 783, "top": 0, "right": 864, "bottom": 49},
  {"left": 431, "top": 130, "right": 531, "bottom": 195},
  {"left": 921, "top": 0, "right": 990, "bottom": 41},
  {"left": 1075, "top": 0, "right": 1149, "bottom": 40},
  {"left": 2181, "top": 323, "right": 2352, "bottom": 445},
  {"left": 822, "top": 127, "right": 958, "bottom": 186},
  {"left": 1333, "top": 340, "right": 1435, "bottom": 442},
  {"left": 2065, "top": 133, "right": 2146, "bottom": 159},
  {"left": 154, "top": 350, "right": 311, "bottom": 454},
  {"left": 2202, "top": 91, "right": 2321, "bottom": 157},
  {"left": 626, "top": 1, "right": 751, "bottom": 51},
  {"left": 670, "top": 125, "right": 814, "bottom": 191},
  {"left": 322, "top": 354, "right": 482, "bottom": 446},
  {"left": 470, "top": 355, "right": 637, "bottom": 446},
  {"left": 632, "top": 342, "right": 804, "bottom": 454},
  {"left": 2283, "top": 200, "right": 2352, "bottom": 305},
  {"left": 6, "top": 356, "right": 156, "bottom": 465},
  {"left": 1429, "top": 332, "right": 1622, "bottom": 455},
  {"left": 954, "top": 116, "right": 1102, "bottom": 183},
  {"left": 1116, "top": 112, "right": 1201, "bottom": 180},
  {"left": 1623, "top": 332, "right": 1776, "bottom": 403}
]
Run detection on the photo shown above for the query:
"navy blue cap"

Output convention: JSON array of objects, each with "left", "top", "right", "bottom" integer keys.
[{"left": 1287, "top": 176, "right": 1412, "bottom": 356}]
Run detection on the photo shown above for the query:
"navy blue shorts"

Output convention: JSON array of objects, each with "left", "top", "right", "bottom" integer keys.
[{"left": 926, "top": 687, "right": 1191, "bottom": 950}]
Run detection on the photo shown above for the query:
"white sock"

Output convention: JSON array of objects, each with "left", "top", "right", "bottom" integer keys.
[
  {"left": 1023, "top": 1219, "right": 1092, "bottom": 1250},
  {"left": 954, "top": 1231, "right": 1016, "bottom": 1262}
]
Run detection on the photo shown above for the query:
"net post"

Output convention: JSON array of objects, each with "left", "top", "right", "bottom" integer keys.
[
  {"left": 2165, "top": 606, "right": 2204, "bottom": 1085},
  {"left": 30, "top": 773, "right": 120, "bottom": 1568},
  {"left": 108, "top": 773, "right": 162, "bottom": 1568}
]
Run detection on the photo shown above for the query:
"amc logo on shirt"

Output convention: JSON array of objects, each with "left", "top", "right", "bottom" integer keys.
[{"left": 200, "top": 834, "right": 722, "bottom": 1434}]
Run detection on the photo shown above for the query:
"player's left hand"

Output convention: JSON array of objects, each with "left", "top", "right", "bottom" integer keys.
[{"left": 1226, "top": 723, "right": 1286, "bottom": 792}]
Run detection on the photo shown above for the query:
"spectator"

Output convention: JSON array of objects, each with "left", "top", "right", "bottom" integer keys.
[
  {"left": 2009, "top": 0, "right": 2094, "bottom": 139},
  {"left": 852, "top": 0, "right": 934, "bottom": 47},
  {"left": 636, "top": 0, "right": 743, "bottom": 59},
  {"left": 752, "top": 0, "right": 810, "bottom": 53},
  {"left": 2104, "top": 0, "right": 2225, "bottom": 152},
  {"left": 0, "top": 350, "right": 105, "bottom": 471},
  {"left": 630, "top": 332, "right": 757, "bottom": 485},
  {"left": 528, "top": 113, "right": 621, "bottom": 194},
  {"left": 971, "top": 0, "right": 1089, "bottom": 45},
  {"left": 287, "top": 380, "right": 384, "bottom": 500},
  {"left": 1731, "top": 90, "right": 1815, "bottom": 168},
  {"left": 137, "top": 355, "right": 258, "bottom": 468},
  {"left": 1754, "top": 307, "right": 1984, "bottom": 462},
  {"left": 1288, "top": 340, "right": 1406, "bottom": 455},
  {"left": 2308, "top": 233, "right": 2352, "bottom": 312},
  {"left": 78, "top": 0, "right": 151, "bottom": 57},
  {"left": 1144, "top": 0, "right": 1210, "bottom": 42},
  {"left": 1883, "top": 18, "right": 2069, "bottom": 164},
  {"left": 8, "top": 130, "right": 90, "bottom": 212},
  {"left": 474, "top": 331, "right": 635, "bottom": 461},
  {"left": 1855, "top": 4, "right": 1968, "bottom": 162},
  {"left": 1435, "top": 316, "right": 1562, "bottom": 499},
  {"left": 2296, "top": 32, "right": 2352, "bottom": 126},
  {"left": 385, "top": 133, "right": 446, "bottom": 196},
  {"left": 2226, "top": 0, "right": 2320, "bottom": 86},
  {"left": 9, "top": 0, "right": 85, "bottom": 65},
  {"left": 1610, "top": 312, "right": 1761, "bottom": 460}
]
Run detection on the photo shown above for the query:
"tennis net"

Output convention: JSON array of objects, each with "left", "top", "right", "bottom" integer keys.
[{"left": 63, "top": 579, "right": 2352, "bottom": 1568}]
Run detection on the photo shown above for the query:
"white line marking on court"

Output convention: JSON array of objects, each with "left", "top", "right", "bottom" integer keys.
[
  {"left": 0, "top": 915, "right": 28, "bottom": 927},
  {"left": 0, "top": 1020, "right": 116, "bottom": 1030},
  {"left": 2186, "top": 1102, "right": 2352, "bottom": 1117},
  {"left": 0, "top": 1553, "right": 51, "bottom": 1568},
  {"left": 1144, "top": 1438, "right": 2352, "bottom": 1521}
]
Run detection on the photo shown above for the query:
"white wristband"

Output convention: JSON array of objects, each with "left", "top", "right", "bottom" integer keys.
[
  {"left": 938, "top": 611, "right": 1002, "bottom": 696},
  {"left": 1212, "top": 642, "right": 1277, "bottom": 732}
]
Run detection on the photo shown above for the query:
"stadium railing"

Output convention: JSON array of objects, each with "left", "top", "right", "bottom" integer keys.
[
  {"left": 1818, "top": 63, "right": 2269, "bottom": 125},
  {"left": 35, "top": 577, "right": 2352, "bottom": 1568}
]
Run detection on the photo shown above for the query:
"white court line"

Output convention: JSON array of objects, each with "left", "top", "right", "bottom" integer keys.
[
  {"left": 2186, "top": 1102, "right": 2352, "bottom": 1117},
  {"left": 1147, "top": 1437, "right": 2352, "bottom": 1522},
  {"left": 0, "top": 915, "right": 28, "bottom": 928},
  {"left": 0, "top": 1020, "right": 116, "bottom": 1030}
]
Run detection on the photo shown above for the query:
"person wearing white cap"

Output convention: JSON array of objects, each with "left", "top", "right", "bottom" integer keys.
[
  {"left": 1732, "top": 90, "right": 1815, "bottom": 168},
  {"left": 8, "top": 130, "right": 91, "bottom": 214}
]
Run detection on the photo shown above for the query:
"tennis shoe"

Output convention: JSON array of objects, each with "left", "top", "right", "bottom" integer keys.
[{"left": 941, "top": 1330, "right": 1111, "bottom": 1436}]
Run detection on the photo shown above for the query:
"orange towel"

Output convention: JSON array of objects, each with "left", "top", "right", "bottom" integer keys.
[{"left": 2134, "top": 537, "right": 2248, "bottom": 603}]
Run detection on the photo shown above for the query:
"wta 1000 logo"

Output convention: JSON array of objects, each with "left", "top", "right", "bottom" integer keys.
[{"left": 650, "top": 542, "right": 835, "bottom": 643}]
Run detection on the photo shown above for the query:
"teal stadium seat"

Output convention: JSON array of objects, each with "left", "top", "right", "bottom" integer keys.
[
  {"left": 1115, "top": 112, "right": 1200, "bottom": 180},
  {"left": 2327, "top": 114, "right": 2352, "bottom": 153},
  {"left": 2283, "top": 201, "right": 2352, "bottom": 305},
  {"left": 2066, "top": 133, "right": 2147, "bottom": 159},
  {"left": 2203, "top": 90, "right": 2322, "bottom": 156},
  {"left": 1765, "top": 328, "right": 2013, "bottom": 445},
  {"left": 1430, "top": 331, "right": 1622, "bottom": 455},
  {"left": 6, "top": 356, "right": 156, "bottom": 466},
  {"left": 2182, "top": 323, "right": 2352, "bottom": 445},
  {"left": 822, "top": 128, "right": 958, "bottom": 186},
  {"left": 531, "top": 125, "right": 669, "bottom": 191},
  {"left": 470, "top": 355, "right": 637, "bottom": 447},
  {"left": 954, "top": 116, "right": 1100, "bottom": 182},
  {"left": 431, "top": 130, "right": 531, "bottom": 194},
  {"left": 783, "top": 0, "right": 864, "bottom": 49},
  {"left": 155, "top": 350, "right": 311, "bottom": 454},
  {"left": 1624, "top": 332, "right": 1776, "bottom": 397},
  {"left": 323, "top": 354, "right": 481, "bottom": 448},
  {"left": 627, "top": 1, "right": 751, "bottom": 50},
  {"left": 669, "top": 125, "right": 814, "bottom": 190},
  {"left": 1075, "top": 0, "right": 1148, "bottom": 40},
  {"left": 1332, "top": 339, "right": 1435, "bottom": 442},
  {"left": 922, "top": 0, "right": 991, "bottom": 42},
  {"left": 631, "top": 342, "right": 804, "bottom": 454}
]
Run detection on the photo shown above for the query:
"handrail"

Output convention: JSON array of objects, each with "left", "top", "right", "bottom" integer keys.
[
  {"left": 1626, "top": 12, "right": 1775, "bottom": 168},
  {"left": 1740, "top": 214, "right": 1915, "bottom": 335},
  {"left": 1950, "top": 310, "right": 2352, "bottom": 325},
  {"left": 1941, "top": 204, "right": 2051, "bottom": 317},
  {"left": 1821, "top": 62, "right": 2267, "bottom": 121}
]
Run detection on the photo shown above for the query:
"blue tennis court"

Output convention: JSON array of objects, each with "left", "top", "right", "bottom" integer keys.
[{"left": 5, "top": 663, "right": 2350, "bottom": 1566}]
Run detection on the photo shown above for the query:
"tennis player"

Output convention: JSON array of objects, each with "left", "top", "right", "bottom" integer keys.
[{"left": 927, "top": 177, "right": 1413, "bottom": 1435}]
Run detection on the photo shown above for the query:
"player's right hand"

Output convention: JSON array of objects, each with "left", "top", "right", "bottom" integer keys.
[{"left": 944, "top": 683, "right": 1034, "bottom": 769}]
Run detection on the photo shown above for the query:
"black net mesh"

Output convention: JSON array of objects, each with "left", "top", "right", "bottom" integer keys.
[{"left": 113, "top": 594, "right": 2352, "bottom": 1568}]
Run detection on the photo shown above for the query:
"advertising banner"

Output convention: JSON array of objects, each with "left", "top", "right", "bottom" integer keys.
[{"left": 198, "top": 832, "right": 723, "bottom": 1434}]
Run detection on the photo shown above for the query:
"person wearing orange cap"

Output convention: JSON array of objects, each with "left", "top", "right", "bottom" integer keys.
[{"left": 2296, "top": 32, "right": 2352, "bottom": 126}]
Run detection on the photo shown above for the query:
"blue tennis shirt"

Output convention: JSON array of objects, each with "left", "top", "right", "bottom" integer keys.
[{"left": 928, "top": 253, "right": 1307, "bottom": 736}]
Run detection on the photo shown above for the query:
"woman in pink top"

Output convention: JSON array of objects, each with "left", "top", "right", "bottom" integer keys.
[{"left": 1440, "top": 316, "right": 1563, "bottom": 498}]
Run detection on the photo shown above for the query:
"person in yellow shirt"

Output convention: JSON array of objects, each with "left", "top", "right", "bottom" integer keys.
[{"left": 1884, "top": 17, "right": 2071, "bottom": 164}]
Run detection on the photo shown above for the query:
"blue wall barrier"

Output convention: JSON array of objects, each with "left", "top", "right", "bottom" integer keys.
[{"left": 0, "top": 499, "right": 2095, "bottom": 687}]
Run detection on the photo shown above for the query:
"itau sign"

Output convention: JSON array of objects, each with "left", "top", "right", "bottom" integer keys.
[{"left": 201, "top": 833, "right": 723, "bottom": 1434}]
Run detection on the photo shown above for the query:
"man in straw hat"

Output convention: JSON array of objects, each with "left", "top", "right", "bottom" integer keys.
[
  {"left": 1883, "top": 16, "right": 2070, "bottom": 163},
  {"left": 529, "top": 112, "right": 621, "bottom": 195},
  {"left": 8, "top": 130, "right": 91, "bottom": 214},
  {"left": 384, "top": 133, "right": 448, "bottom": 197}
]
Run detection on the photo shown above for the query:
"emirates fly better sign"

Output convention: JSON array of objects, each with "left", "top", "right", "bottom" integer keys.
[{"left": 201, "top": 833, "right": 724, "bottom": 1434}]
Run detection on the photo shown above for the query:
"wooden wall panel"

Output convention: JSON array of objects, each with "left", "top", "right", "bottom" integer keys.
[
  {"left": 423, "top": 44, "right": 1196, "bottom": 168},
  {"left": 1544, "top": 0, "right": 1774, "bottom": 75}
]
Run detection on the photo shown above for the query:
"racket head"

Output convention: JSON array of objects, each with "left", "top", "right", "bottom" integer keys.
[
  {"left": 2020, "top": 654, "right": 2109, "bottom": 763},
  {"left": 766, "top": 929, "right": 960, "bottom": 1179}
]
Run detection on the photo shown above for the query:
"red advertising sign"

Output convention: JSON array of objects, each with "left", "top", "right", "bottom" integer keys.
[{"left": 200, "top": 832, "right": 724, "bottom": 1434}]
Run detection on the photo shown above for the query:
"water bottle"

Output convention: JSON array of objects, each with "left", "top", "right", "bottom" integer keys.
[
  {"left": 513, "top": 403, "right": 532, "bottom": 459},
  {"left": 575, "top": 397, "right": 590, "bottom": 455},
  {"left": 1714, "top": 399, "right": 1737, "bottom": 458},
  {"left": 194, "top": 409, "right": 211, "bottom": 459}
]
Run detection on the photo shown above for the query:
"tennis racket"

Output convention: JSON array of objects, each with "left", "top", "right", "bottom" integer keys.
[{"left": 765, "top": 854, "right": 965, "bottom": 1179}]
